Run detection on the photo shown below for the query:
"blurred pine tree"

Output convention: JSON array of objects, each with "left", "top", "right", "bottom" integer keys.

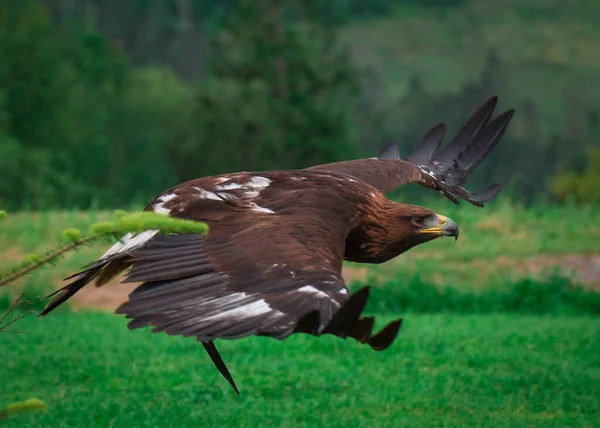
[{"left": 171, "top": 0, "right": 362, "bottom": 180}]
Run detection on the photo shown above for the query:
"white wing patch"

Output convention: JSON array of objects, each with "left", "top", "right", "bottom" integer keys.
[
  {"left": 192, "top": 187, "right": 222, "bottom": 201},
  {"left": 109, "top": 192, "right": 175, "bottom": 257},
  {"left": 151, "top": 175, "right": 275, "bottom": 216},
  {"left": 246, "top": 176, "right": 271, "bottom": 189},
  {"left": 101, "top": 230, "right": 158, "bottom": 259},
  {"left": 202, "top": 175, "right": 274, "bottom": 212},
  {"left": 178, "top": 292, "right": 283, "bottom": 322},
  {"left": 248, "top": 203, "right": 275, "bottom": 214},
  {"left": 153, "top": 205, "right": 171, "bottom": 215},
  {"left": 418, "top": 165, "right": 442, "bottom": 182},
  {"left": 297, "top": 285, "right": 330, "bottom": 299},
  {"left": 215, "top": 181, "right": 243, "bottom": 191},
  {"left": 153, "top": 193, "right": 176, "bottom": 215},
  {"left": 202, "top": 299, "right": 278, "bottom": 322}
]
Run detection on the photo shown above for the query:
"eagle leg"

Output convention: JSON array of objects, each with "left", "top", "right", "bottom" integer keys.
[{"left": 202, "top": 341, "right": 240, "bottom": 394}]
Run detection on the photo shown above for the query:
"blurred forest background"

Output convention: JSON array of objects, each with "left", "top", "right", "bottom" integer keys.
[
  {"left": 2, "top": 3, "right": 600, "bottom": 424},
  {"left": 1, "top": 0, "right": 599, "bottom": 210}
]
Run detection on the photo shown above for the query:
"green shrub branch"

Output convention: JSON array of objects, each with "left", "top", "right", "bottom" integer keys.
[
  {"left": 0, "top": 211, "right": 207, "bottom": 288},
  {"left": 0, "top": 210, "right": 208, "bottom": 335}
]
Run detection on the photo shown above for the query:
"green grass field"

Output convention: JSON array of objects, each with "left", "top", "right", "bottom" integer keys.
[
  {"left": 2, "top": 199, "right": 599, "bottom": 307},
  {"left": 1, "top": 202, "right": 599, "bottom": 426},
  {"left": 2, "top": 312, "right": 599, "bottom": 427}
]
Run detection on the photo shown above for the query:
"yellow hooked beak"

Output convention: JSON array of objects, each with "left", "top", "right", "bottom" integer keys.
[{"left": 418, "top": 215, "right": 459, "bottom": 240}]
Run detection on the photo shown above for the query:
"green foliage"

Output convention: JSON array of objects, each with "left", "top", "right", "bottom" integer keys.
[
  {"left": 0, "top": 0, "right": 363, "bottom": 209},
  {"left": 359, "top": 274, "right": 600, "bottom": 315},
  {"left": 205, "top": 0, "right": 467, "bottom": 24},
  {"left": 0, "top": 398, "right": 47, "bottom": 420},
  {"left": 60, "top": 228, "right": 83, "bottom": 243},
  {"left": 2, "top": 0, "right": 600, "bottom": 208},
  {"left": 113, "top": 212, "right": 208, "bottom": 235},
  {"left": 0, "top": 2, "right": 194, "bottom": 210},
  {"left": 0, "top": 211, "right": 208, "bottom": 291},
  {"left": 2, "top": 312, "right": 599, "bottom": 426},
  {"left": 0, "top": 2, "right": 70, "bottom": 209},
  {"left": 552, "top": 147, "right": 600, "bottom": 204},
  {"left": 342, "top": 1, "right": 600, "bottom": 201},
  {"left": 172, "top": 0, "right": 361, "bottom": 180}
]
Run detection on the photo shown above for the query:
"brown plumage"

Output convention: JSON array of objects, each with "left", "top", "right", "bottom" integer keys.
[{"left": 40, "top": 96, "right": 514, "bottom": 393}]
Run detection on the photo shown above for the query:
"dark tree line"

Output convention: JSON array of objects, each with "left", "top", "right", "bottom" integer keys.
[
  {"left": 38, "top": 0, "right": 467, "bottom": 79},
  {"left": 1, "top": 0, "right": 596, "bottom": 210},
  {"left": 0, "top": 0, "right": 361, "bottom": 210}
]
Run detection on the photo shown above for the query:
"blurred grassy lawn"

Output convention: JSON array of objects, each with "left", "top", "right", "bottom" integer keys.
[
  {"left": 2, "top": 312, "right": 599, "bottom": 427},
  {"left": 2, "top": 199, "right": 599, "bottom": 304},
  {"left": 1, "top": 201, "right": 599, "bottom": 426},
  {"left": 357, "top": 198, "right": 600, "bottom": 289}
]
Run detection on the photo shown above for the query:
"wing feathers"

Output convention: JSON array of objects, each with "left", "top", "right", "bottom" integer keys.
[
  {"left": 405, "top": 97, "right": 514, "bottom": 206},
  {"left": 125, "top": 261, "right": 216, "bottom": 283},
  {"left": 350, "top": 316, "right": 375, "bottom": 344},
  {"left": 406, "top": 122, "right": 446, "bottom": 165},
  {"left": 436, "top": 96, "right": 498, "bottom": 165},
  {"left": 202, "top": 341, "right": 240, "bottom": 394},
  {"left": 322, "top": 286, "right": 370, "bottom": 337},
  {"left": 377, "top": 142, "right": 400, "bottom": 159},
  {"left": 459, "top": 109, "right": 515, "bottom": 173},
  {"left": 468, "top": 182, "right": 503, "bottom": 204},
  {"left": 311, "top": 96, "right": 513, "bottom": 206},
  {"left": 368, "top": 319, "right": 403, "bottom": 351},
  {"left": 39, "top": 167, "right": 409, "bottom": 394}
]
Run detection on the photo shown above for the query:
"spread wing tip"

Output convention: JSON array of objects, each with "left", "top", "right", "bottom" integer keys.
[
  {"left": 378, "top": 142, "right": 400, "bottom": 160},
  {"left": 396, "top": 96, "right": 514, "bottom": 206},
  {"left": 368, "top": 318, "right": 403, "bottom": 351}
]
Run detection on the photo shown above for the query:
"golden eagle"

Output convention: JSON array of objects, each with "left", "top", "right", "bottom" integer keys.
[{"left": 40, "top": 97, "right": 514, "bottom": 393}]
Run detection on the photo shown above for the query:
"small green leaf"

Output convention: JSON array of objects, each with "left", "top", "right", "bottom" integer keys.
[
  {"left": 61, "top": 228, "right": 82, "bottom": 243},
  {"left": 90, "top": 221, "right": 116, "bottom": 235},
  {"left": 114, "top": 209, "right": 128, "bottom": 219},
  {"left": 0, "top": 210, "right": 7, "bottom": 221},
  {"left": 2, "top": 398, "right": 48, "bottom": 417},
  {"left": 116, "top": 212, "right": 208, "bottom": 235},
  {"left": 26, "top": 253, "right": 42, "bottom": 264}
]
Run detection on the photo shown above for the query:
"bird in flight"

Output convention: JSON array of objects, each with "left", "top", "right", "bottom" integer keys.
[{"left": 40, "top": 97, "right": 514, "bottom": 393}]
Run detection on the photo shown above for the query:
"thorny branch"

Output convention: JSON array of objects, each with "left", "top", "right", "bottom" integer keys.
[
  {"left": 0, "top": 293, "right": 35, "bottom": 334},
  {"left": 0, "top": 236, "right": 97, "bottom": 288}
]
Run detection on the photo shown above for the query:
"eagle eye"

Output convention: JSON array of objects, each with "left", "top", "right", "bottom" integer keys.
[{"left": 411, "top": 216, "right": 426, "bottom": 228}]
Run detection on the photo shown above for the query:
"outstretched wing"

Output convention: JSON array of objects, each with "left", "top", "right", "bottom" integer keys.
[
  {"left": 310, "top": 97, "right": 514, "bottom": 207},
  {"left": 40, "top": 173, "right": 402, "bottom": 393},
  {"left": 117, "top": 213, "right": 351, "bottom": 342}
]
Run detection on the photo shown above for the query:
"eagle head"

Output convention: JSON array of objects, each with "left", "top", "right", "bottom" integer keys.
[
  {"left": 412, "top": 212, "right": 459, "bottom": 242},
  {"left": 389, "top": 208, "right": 459, "bottom": 256},
  {"left": 346, "top": 203, "right": 460, "bottom": 264}
]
